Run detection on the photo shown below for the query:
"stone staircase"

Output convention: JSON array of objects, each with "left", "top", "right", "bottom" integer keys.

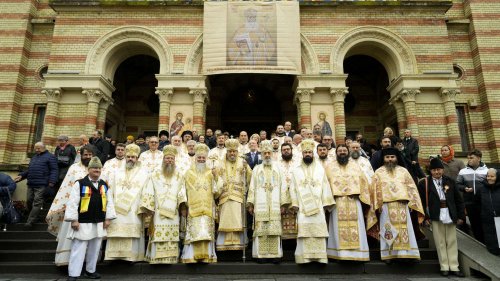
[{"left": 0, "top": 221, "right": 440, "bottom": 275}]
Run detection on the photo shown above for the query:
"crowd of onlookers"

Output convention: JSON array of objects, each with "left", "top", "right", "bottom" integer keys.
[{"left": 0, "top": 122, "right": 499, "bottom": 257}]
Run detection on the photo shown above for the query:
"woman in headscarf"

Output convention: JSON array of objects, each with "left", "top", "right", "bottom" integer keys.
[
  {"left": 439, "top": 145, "right": 465, "bottom": 182},
  {"left": 478, "top": 168, "right": 500, "bottom": 255}
]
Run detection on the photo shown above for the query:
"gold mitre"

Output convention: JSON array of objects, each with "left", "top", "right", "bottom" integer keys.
[
  {"left": 260, "top": 140, "right": 273, "bottom": 153},
  {"left": 225, "top": 138, "right": 240, "bottom": 151},
  {"left": 300, "top": 139, "right": 316, "bottom": 152},
  {"left": 125, "top": 143, "right": 140, "bottom": 157},
  {"left": 163, "top": 145, "right": 178, "bottom": 157},
  {"left": 195, "top": 143, "right": 209, "bottom": 156}
]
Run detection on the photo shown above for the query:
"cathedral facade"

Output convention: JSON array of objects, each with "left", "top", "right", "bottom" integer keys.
[{"left": 1, "top": 0, "right": 499, "bottom": 166}]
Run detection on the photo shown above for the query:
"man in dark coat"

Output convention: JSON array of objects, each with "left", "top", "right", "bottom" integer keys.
[
  {"left": 478, "top": 168, "right": 500, "bottom": 255},
  {"left": 0, "top": 172, "right": 16, "bottom": 215},
  {"left": 90, "top": 130, "right": 110, "bottom": 164},
  {"left": 15, "top": 142, "right": 58, "bottom": 229},
  {"left": 245, "top": 139, "right": 262, "bottom": 170},
  {"left": 418, "top": 158, "right": 465, "bottom": 277},
  {"left": 402, "top": 129, "right": 425, "bottom": 179},
  {"left": 54, "top": 135, "right": 76, "bottom": 194}
]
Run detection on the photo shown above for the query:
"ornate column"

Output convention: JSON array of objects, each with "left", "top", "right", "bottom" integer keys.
[
  {"left": 155, "top": 88, "right": 173, "bottom": 132},
  {"left": 96, "top": 97, "right": 112, "bottom": 132},
  {"left": 440, "top": 88, "right": 462, "bottom": 150},
  {"left": 295, "top": 88, "right": 314, "bottom": 129},
  {"left": 399, "top": 89, "right": 420, "bottom": 137},
  {"left": 391, "top": 99, "right": 407, "bottom": 133},
  {"left": 190, "top": 87, "right": 209, "bottom": 134},
  {"left": 330, "top": 88, "right": 349, "bottom": 145},
  {"left": 41, "top": 88, "right": 61, "bottom": 146},
  {"left": 82, "top": 89, "right": 104, "bottom": 135}
]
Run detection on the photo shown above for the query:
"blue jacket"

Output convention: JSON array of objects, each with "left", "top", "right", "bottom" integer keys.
[
  {"left": 19, "top": 150, "right": 58, "bottom": 188},
  {"left": 0, "top": 172, "right": 16, "bottom": 196}
]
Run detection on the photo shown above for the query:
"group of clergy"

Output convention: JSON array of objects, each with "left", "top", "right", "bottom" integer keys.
[{"left": 45, "top": 136, "right": 425, "bottom": 267}]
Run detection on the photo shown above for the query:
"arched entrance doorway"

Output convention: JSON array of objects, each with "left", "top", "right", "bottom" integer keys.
[
  {"left": 343, "top": 55, "right": 396, "bottom": 145},
  {"left": 206, "top": 74, "right": 297, "bottom": 136},
  {"left": 105, "top": 55, "right": 160, "bottom": 141}
]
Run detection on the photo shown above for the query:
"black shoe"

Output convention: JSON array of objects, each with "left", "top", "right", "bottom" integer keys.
[
  {"left": 67, "top": 277, "right": 78, "bottom": 281},
  {"left": 84, "top": 271, "right": 101, "bottom": 279},
  {"left": 451, "top": 271, "right": 465, "bottom": 277},
  {"left": 440, "top": 270, "right": 449, "bottom": 276},
  {"left": 22, "top": 223, "right": 33, "bottom": 231}
]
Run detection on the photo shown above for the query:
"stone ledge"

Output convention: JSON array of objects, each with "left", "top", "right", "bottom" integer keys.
[{"left": 456, "top": 230, "right": 500, "bottom": 281}]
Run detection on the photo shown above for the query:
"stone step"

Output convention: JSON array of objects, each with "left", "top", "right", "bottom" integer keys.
[
  {"left": 0, "top": 250, "right": 56, "bottom": 262},
  {"left": 0, "top": 260, "right": 440, "bottom": 275},
  {"left": 0, "top": 239, "right": 57, "bottom": 250},
  {"left": 0, "top": 230, "right": 54, "bottom": 240},
  {"left": 3, "top": 223, "right": 49, "bottom": 231}
]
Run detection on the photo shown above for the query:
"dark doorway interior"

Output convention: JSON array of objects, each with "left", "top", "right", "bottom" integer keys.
[
  {"left": 343, "top": 55, "right": 396, "bottom": 144},
  {"left": 106, "top": 55, "right": 160, "bottom": 141},
  {"left": 207, "top": 74, "right": 297, "bottom": 136}
]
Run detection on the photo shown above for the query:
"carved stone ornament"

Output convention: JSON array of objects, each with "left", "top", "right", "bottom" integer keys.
[
  {"left": 82, "top": 89, "right": 104, "bottom": 103},
  {"left": 155, "top": 88, "right": 174, "bottom": 103},
  {"left": 189, "top": 88, "right": 208, "bottom": 103},
  {"left": 329, "top": 88, "right": 349, "bottom": 103},
  {"left": 399, "top": 89, "right": 420, "bottom": 103},
  {"left": 295, "top": 88, "right": 314, "bottom": 103},
  {"left": 439, "top": 88, "right": 461, "bottom": 103},
  {"left": 41, "top": 88, "right": 61, "bottom": 103}
]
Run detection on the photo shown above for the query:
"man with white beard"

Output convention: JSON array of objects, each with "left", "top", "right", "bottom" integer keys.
[
  {"left": 46, "top": 145, "right": 96, "bottom": 266},
  {"left": 350, "top": 141, "right": 375, "bottom": 185},
  {"left": 247, "top": 140, "right": 289, "bottom": 263},
  {"left": 105, "top": 144, "right": 149, "bottom": 262},
  {"left": 181, "top": 144, "right": 220, "bottom": 263},
  {"left": 140, "top": 145, "right": 187, "bottom": 264},
  {"left": 186, "top": 140, "right": 197, "bottom": 167},
  {"left": 170, "top": 135, "right": 190, "bottom": 174}
]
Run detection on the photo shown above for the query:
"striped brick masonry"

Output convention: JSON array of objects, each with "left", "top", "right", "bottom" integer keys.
[
  {"left": 156, "top": 88, "right": 173, "bottom": 133},
  {"left": 330, "top": 88, "right": 349, "bottom": 145},
  {"left": 190, "top": 88, "right": 208, "bottom": 134},
  {"left": 295, "top": 88, "right": 313, "bottom": 129}
]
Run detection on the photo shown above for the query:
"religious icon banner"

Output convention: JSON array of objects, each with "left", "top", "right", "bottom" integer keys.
[{"left": 203, "top": 1, "right": 300, "bottom": 75}]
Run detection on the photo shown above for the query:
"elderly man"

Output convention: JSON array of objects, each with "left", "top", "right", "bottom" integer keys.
[
  {"left": 15, "top": 142, "right": 58, "bottom": 229},
  {"left": 170, "top": 135, "right": 191, "bottom": 174},
  {"left": 54, "top": 135, "right": 77, "bottom": 191},
  {"left": 418, "top": 158, "right": 465, "bottom": 277},
  {"left": 290, "top": 139, "right": 335, "bottom": 264},
  {"left": 138, "top": 136, "right": 163, "bottom": 173},
  {"left": 105, "top": 144, "right": 149, "bottom": 262},
  {"left": 350, "top": 141, "right": 375, "bottom": 185},
  {"left": 186, "top": 140, "right": 197, "bottom": 166},
  {"left": 325, "top": 145, "right": 371, "bottom": 261},
  {"left": 247, "top": 141, "right": 289, "bottom": 263},
  {"left": 65, "top": 156, "right": 116, "bottom": 281},
  {"left": 214, "top": 139, "right": 252, "bottom": 251},
  {"left": 140, "top": 145, "right": 187, "bottom": 264},
  {"left": 46, "top": 145, "right": 96, "bottom": 266},
  {"left": 181, "top": 144, "right": 219, "bottom": 263},
  {"left": 367, "top": 147, "right": 424, "bottom": 261},
  {"left": 207, "top": 133, "right": 227, "bottom": 169}
]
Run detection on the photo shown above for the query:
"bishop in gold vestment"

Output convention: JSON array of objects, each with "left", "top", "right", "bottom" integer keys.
[
  {"left": 247, "top": 141, "right": 289, "bottom": 261},
  {"left": 181, "top": 144, "right": 220, "bottom": 263},
  {"left": 140, "top": 145, "right": 187, "bottom": 264},
  {"left": 367, "top": 148, "right": 425, "bottom": 260},
  {"left": 290, "top": 140, "right": 335, "bottom": 264},
  {"left": 214, "top": 139, "right": 252, "bottom": 251},
  {"left": 325, "top": 145, "right": 371, "bottom": 261}
]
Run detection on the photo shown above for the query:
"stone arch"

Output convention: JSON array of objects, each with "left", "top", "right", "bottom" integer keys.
[
  {"left": 184, "top": 33, "right": 203, "bottom": 75},
  {"left": 301, "top": 34, "right": 320, "bottom": 74},
  {"left": 85, "top": 26, "right": 173, "bottom": 80},
  {"left": 183, "top": 33, "right": 320, "bottom": 75},
  {"left": 330, "top": 26, "right": 417, "bottom": 80}
]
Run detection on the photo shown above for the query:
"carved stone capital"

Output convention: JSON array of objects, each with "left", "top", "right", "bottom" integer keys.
[
  {"left": 439, "top": 88, "right": 460, "bottom": 103},
  {"left": 82, "top": 89, "right": 104, "bottom": 103},
  {"left": 329, "top": 88, "right": 349, "bottom": 103},
  {"left": 155, "top": 88, "right": 174, "bottom": 103},
  {"left": 295, "top": 88, "right": 314, "bottom": 103},
  {"left": 399, "top": 89, "right": 420, "bottom": 103},
  {"left": 99, "top": 96, "right": 113, "bottom": 110},
  {"left": 189, "top": 88, "right": 208, "bottom": 103},
  {"left": 41, "top": 88, "right": 61, "bottom": 103}
]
